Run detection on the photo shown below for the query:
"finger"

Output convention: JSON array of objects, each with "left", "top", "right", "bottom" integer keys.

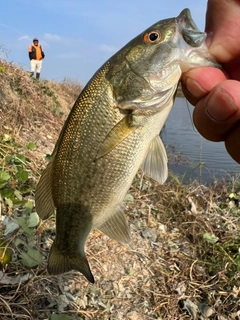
[
  {"left": 181, "top": 67, "right": 227, "bottom": 106},
  {"left": 223, "top": 57, "right": 240, "bottom": 81},
  {"left": 205, "top": 0, "right": 240, "bottom": 62},
  {"left": 225, "top": 123, "right": 240, "bottom": 164},
  {"left": 193, "top": 80, "right": 240, "bottom": 141}
]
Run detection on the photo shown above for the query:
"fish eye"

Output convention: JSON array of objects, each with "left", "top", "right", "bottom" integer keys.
[{"left": 144, "top": 30, "right": 161, "bottom": 43}]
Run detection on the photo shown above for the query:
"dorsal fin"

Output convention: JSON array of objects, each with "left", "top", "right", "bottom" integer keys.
[{"left": 35, "top": 160, "right": 55, "bottom": 220}]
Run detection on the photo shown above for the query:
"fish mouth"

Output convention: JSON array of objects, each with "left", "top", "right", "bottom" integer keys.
[
  {"left": 176, "top": 8, "right": 221, "bottom": 70},
  {"left": 177, "top": 8, "right": 200, "bottom": 32},
  {"left": 177, "top": 8, "right": 206, "bottom": 48}
]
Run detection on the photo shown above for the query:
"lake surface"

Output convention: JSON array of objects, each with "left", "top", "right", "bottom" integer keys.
[{"left": 161, "top": 98, "right": 240, "bottom": 184}]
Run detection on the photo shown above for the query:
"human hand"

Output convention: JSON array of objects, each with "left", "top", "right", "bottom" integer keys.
[{"left": 181, "top": 0, "right": 240, "bottom": 163}]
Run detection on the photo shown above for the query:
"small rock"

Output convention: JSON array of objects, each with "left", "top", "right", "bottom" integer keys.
[
  {"left": 127, "top": 311, "right": 145, "bottom": 320},
  {"left": 56, "top": 294, "right": 69, "bottom": 312},
  {"left": 232, "top": 285, "right": 240, "bottom": 298},
  {"left": 198, "top": 303, "right": 215, "bottom": 317},
  {"left": 175, "top": 282, "right": 186, "bottom": 296},
  {"left": 158, "top": 223, "right": 167, "bottom": 233},
  {"left": 180, "top": 299, "right": 199, "bottom": 320},
  {"left": 63, "top": 285, "right": 70, "bottom": 292},
  {"left": 141, "top": 228, "right": 157, "bottom": 242},
  {"left": 187, "top": 196, "right": 197, "bottom": 214},
  {"left": 228, "top": 200, "right": 235, "bottom": 209}
]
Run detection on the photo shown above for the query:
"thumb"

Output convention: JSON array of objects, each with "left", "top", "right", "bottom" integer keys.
[{"left": 206, "top": 0, "right": 240, "bottom": 62}]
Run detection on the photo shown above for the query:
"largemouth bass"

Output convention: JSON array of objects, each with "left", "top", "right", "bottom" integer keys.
[{"left": 36, "top": 9, "right": 219, "bottom": 283}]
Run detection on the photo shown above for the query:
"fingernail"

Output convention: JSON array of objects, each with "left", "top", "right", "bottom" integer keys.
[
  {"left": 185, "top": 77, "right": 207, "bottom": 98},
  {"left": 206, "top": 87, "right": 238, "bottom": 122}
]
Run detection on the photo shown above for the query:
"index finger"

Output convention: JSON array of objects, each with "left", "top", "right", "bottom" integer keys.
[{"left": 181, "top": 67, "right": 227, "bottom": 106}]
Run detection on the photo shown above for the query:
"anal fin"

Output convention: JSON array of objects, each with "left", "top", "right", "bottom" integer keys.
[
  {"left": 97, "top": 206, "right": 130, "bottom": 243},
  {"left": 140, "top": 135, "right": 168, "bottom": 184}
]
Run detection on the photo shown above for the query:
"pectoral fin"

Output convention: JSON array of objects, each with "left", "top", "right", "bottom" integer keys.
[
  {"left": 35, "top": 160, "right": 55, "bottom": 220},
  {"left": 140, "top": 136, "right": 168, "bottom": 184},
  {"left": 96, "top": 114, "right": 139, "bottom": 159},
  {"left": 97, "top": 205, "right": 130, "bottom": 243}
]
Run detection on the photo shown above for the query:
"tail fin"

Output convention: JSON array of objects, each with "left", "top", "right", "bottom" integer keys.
[{"left": 47, "top": 242, "right": 94, "bottom": 283}]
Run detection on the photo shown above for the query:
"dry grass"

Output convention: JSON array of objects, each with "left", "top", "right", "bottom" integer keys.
[
  {"left": 0, "top": 56, "right": 240, "bottom": 320},
  {"left": 0, "top": 55, "right": 82, "bottom": 170},
  {"left": 1, "top": 176, "right": 240, "bottom": 319}
]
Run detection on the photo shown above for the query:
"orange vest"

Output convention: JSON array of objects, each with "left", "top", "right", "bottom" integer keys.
[{"left": 28, "top": 44, "right": 44, "bottom": 60}]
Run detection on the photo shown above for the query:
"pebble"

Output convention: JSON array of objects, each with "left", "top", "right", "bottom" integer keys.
[{"left": 141, "top": 228, "right": 157, "bottom": 242}]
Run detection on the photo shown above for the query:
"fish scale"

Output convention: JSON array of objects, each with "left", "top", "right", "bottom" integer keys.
[{"left": 35, "top": 8, "right": 220, "bottom": 283}]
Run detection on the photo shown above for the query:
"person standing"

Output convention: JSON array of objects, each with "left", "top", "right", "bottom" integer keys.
[{"left": 28, "top": 38, "right": 45, "bottom": 79}]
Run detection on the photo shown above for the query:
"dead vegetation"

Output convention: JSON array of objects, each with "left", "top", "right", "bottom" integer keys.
[
  {"left": 0, "top": 49, "right": 81, "bottom": 167},
  {"left": 0, "top": 55, "right": 240, "bottom": 320}
]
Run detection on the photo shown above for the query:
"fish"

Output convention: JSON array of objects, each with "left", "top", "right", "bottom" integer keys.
[{"left": 35, "top": 8, "right": 219, "bottom": 283}]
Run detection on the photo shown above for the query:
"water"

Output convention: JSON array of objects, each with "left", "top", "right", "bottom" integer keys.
[{"left": 161, "top": 98, "right": 240, "bottom": 184}]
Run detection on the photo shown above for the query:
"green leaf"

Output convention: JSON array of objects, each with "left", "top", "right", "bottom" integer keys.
[
  {"left": 13, "top": 217, "right": 34, "bottom": 236},
  {"left": 0, "top": 66, "right": 6, "bottom": 73},
  {"left": 27, "top": 142, "right": 36, "bottom": 150},
  {"left": 45, "top": 154, "right": 52, "bottom": 162},
  {"left": 0, "top": 171, "right": 10, "bottom": 181},
  {"left": 2, "top": 134, "right": 11, "bottom": 142},
  {"left": 203, "top": 233, "right": 219, "bottom": 244},
  {"left": 15, "top": 168, "right": 28, "bottom": 183},
  {"left": 27, "top": 212, "right": 40, "bottom": 228},
  {"left": 14, "top": 190, "right": 23, "bottom": 201},
  {"left": 23, "top": 200, "right": 34, "bottom": 215},
  {"left": 15, "top": 154, "right": 27, "bottom": 164},
  {"left": 0, "top": 182, "right": 7, "bottom": 189},
  {"left": 229, "top": 192, "right": 240, "bottom": 201},
  {"left": 14, "top": 238, "right": 27, "bottom": 247},
  {"left": 234, "top": 254, "right": 240, "bottom": 271},
  {"left": 1, "top": 188, "right": 14, "bottom": 198},
  {"left": 14, "top": 239, "right": 42, "bottom": 268},
  {"left": 19, "top": 248, "right": 42, "bottom": 268},
  {"left": 4, "top": 219, "right": 20, "bottom": 236},
  {"left": 4, "top": 197, "right": 13, "bottom": 208},
  {"left": 124, "top": 193, "right": 134, "bottom": 203},
  {"left": 5, "top": 155, "right": 15, "bottom": 165}
]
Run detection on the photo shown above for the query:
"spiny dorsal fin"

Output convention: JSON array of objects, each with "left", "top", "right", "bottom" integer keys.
[
  {"left": 35, "top": 160, "right": 55, "bottom": 220},
  {"left": 97, "top": 206, "right": 130, "bottom": 243},
  {"left": 96, "top": 114, "right": 138, "bottom": 159},
  {"left": 140, "top": 135, "right": 168, "bottom": 184}
]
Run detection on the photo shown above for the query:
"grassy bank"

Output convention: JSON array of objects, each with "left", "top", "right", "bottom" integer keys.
[{"left": 0, "top": 57, "right": 240, "bottom": 319}]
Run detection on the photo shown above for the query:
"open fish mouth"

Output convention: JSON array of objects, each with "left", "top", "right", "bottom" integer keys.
[
  {"left": 177, "top": 8, "right": 200, "bottom": 31},
  {"left": 177, "top": 9, "right": 207, "bottom": 48}
]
